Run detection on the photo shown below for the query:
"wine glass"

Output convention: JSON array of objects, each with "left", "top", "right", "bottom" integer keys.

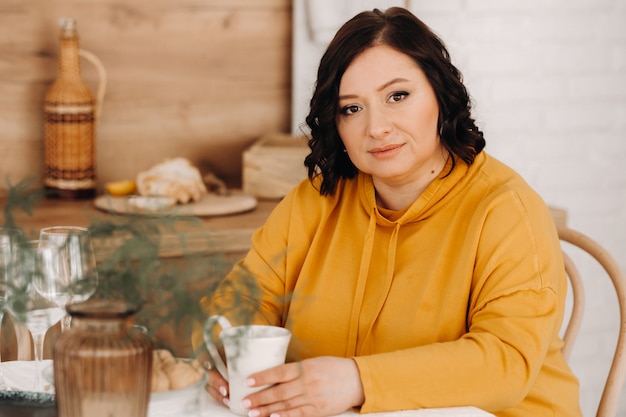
[
  {"left": 39, "top": 226, "right": 98, "bottom": 331},
  {"left": 0, "top": 228, "right": 23, "bottom": 359},
  {"left": 8, "top": 240, "right": 67, "bottom": 392},
  {"left": 0, "top": 227, "right": 23, "bottom": 388}
]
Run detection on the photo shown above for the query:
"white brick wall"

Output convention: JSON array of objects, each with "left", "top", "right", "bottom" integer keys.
[
  {"left": 407, "top": 0, "right": 626, "bottom": 415},
  {"left": 293, "top": 0, "right": 626, "bottom": 415}
]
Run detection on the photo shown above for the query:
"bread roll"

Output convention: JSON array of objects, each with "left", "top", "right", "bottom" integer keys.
[
  {"left": 166, "top": 361, "right": 204, "bottom": 390},
  {"left": 151, "top": 364, "right": 170, "bottom": 392},
  {"left": 155, "top": 349, "right": 176, "bottom": 368},
  {"left": 151, "top": 349, "right": 204, "bottom": 392}
]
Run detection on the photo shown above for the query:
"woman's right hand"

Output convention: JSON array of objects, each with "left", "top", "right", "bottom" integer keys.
[{"left": 206, "top": 367, "right": 230, "bottom": 408}]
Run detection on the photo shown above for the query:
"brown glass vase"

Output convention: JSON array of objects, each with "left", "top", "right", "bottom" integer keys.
[{"left": 53, "top": 299, "right": 153, "bottom": 417}]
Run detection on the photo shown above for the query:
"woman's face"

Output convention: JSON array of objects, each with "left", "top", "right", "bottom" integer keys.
[{"left": 336, "top": 45, "right": 445, "bottom": 189}]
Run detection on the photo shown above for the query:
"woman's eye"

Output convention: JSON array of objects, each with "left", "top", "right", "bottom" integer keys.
[
  {"left": 389, "top": 91, "right": 409, "bottom": 103},
  {"left": 340, "top": 105, "right": 361, "bottom": 115}
]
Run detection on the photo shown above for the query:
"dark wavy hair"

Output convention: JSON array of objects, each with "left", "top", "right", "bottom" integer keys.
[{"left": 303, "top": 7, "right": 485, "bottom": 196}]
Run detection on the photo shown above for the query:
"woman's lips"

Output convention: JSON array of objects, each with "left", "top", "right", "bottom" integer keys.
[{"left": 369, "top": 144, "right": 404, "bottom": 158}]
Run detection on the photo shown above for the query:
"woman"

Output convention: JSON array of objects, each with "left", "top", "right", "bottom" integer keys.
[{"left": 200, "top": 7, "right": 582, "bottom": 417}]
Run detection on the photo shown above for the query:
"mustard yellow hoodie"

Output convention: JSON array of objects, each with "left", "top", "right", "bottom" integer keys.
[{"left": 203, "top": 151, "right": 582, "bottom": 416}]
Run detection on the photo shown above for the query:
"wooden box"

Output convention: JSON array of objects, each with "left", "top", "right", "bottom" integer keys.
[{"left": 243, "top": 134, "right": 309, "bottom": 199}]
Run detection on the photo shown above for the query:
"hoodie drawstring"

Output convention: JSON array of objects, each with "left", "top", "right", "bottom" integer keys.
[
  {"left": 346, "top": 207, "right": 378, "bottom": 356},
  {"left": 346, "top": 208, "right": 402, "bottom": 356},
  {"left": 359, "top": 222, "right": 401, "bottom": 352}
]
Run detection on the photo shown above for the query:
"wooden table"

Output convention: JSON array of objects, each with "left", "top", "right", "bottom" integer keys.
[
  {"left": 0, "top": 196, "right": 278, "bottom": 360},
  {"left": 0, "top": 196, "right": 277, "bottom": 258},
  {"left": 0, "top": 360, "right": 495, "bottom": 417}
]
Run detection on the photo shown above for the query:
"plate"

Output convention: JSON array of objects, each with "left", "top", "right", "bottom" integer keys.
[
  {"left": 93, "top": 190, "right": 257, "bottom": 217},
  {"left": 127, "top": 196, "right": 178, "bottom": 213},
  {"left": 0, "top": 389, "right": 55, "bottom": 405},
  {"left": 0, "top": 390, "right": 56, "bottom": 417}
]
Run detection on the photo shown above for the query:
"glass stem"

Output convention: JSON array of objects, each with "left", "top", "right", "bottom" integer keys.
[
  {"left": 0, "top": 312, "right": 6, "bottom": 390},
  {"left": 32, "top": 331, "right": 45, "bottom": 392},
  {"left": 0, "top": 311, "right": 4, "bottom": 362},
  {"left": 61, "top": 314, "right": 72, "bottom": 332}
]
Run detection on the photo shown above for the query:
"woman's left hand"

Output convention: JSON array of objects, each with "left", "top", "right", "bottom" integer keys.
[{"left": 240, "top": 356, "right": 364, "bottom": 417}]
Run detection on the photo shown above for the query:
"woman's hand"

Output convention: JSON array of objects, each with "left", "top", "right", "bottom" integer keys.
[
  {"left": 240, "top": 356, "right": 364, "bottom": 417},
  {"left": 206, "top": 367, "right": 231, "bottom": 408}
]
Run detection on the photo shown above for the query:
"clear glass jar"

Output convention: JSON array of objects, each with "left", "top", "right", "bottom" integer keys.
[{"left": 53, "top": 299, "right": 152, "bottom": 417}]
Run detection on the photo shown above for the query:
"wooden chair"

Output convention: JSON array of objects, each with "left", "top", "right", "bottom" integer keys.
[{"left": 558, "top": 226, "right": 626, "bottom": 417}]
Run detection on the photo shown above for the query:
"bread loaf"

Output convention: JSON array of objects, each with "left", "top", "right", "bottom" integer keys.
[{"left": 137, "top": 158, "right": 208, "bottom": 204}]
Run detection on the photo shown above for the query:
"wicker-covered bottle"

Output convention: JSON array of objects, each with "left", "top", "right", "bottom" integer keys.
[
  {"left": 44, "top": 18, "right": 100, "bottom": 199},
  {"left": 53, "top": 300, "right": 153, "bottom": 417}
]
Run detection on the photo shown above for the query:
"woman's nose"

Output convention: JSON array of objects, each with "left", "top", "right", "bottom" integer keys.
[{"left": 366, "top": 107, "right": 392, "bottom": 139}]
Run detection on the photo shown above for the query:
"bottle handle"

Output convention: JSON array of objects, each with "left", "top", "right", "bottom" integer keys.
[{"left": 78, "top": 49, "right": 107, "bottom": 122}]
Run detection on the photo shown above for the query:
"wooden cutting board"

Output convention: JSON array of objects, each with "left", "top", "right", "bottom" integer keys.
[{"left": 93, "top": 190, "right": 257, "bottom": 217}]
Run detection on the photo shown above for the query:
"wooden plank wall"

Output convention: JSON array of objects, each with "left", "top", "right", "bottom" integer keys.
[{"left": 0, "top": 0, "right": 292, "bottom": 192}]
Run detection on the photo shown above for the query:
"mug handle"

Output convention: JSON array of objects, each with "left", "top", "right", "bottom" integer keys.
[{"left": 203, "top": 315, "right": 232, "bottom": 380}]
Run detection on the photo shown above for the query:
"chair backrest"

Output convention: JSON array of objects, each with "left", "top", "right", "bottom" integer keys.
[{"left": 558, "top": 226, "right": 626, "bottom": 417}]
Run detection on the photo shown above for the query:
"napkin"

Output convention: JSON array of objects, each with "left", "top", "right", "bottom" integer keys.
[{"left": 0, "top": 359, "right": 54, "bottom": 394}]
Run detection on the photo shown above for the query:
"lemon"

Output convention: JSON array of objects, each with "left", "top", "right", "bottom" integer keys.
[{"left": 105, "top": 180, "right": 137, "bottom": 196}]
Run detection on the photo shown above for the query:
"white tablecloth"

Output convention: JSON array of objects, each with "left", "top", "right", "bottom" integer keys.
[{"left": 0, "top": 361, "right": 494, "bottom": 417}]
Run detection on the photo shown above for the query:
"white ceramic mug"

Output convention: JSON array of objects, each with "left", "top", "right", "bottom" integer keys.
[{"left": 203, "top": 315, "right": 291, "bottom": 415}]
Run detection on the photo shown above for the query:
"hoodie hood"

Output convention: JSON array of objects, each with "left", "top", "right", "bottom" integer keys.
[
  {"left": 347, "top": 153, "right": 474, "bottom": 354},
  {"left": 357, "top": 154, "right": 473, "bottom": 226}
]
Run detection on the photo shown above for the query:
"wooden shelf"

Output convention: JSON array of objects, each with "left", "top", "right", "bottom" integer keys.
[{"left": 1, "top": 196, "right": 278, "bottom": 260}]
